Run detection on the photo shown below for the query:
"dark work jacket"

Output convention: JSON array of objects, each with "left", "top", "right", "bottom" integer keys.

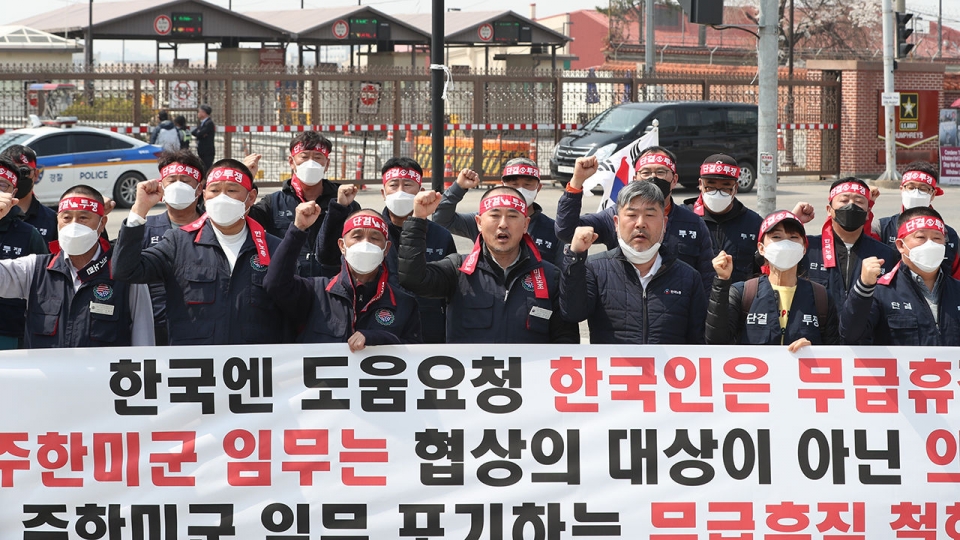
[
  {"left": 801, "top": 229, "right": 898, "bottom": 308},
  {"left": 316, "top": 202, "right": 456, "bottom": 343},
  {"left": 841, "top": 264, "right": 960, "bottom": 346},
  {"left": 554, "top": 190, "right": 716, "bottom": 291},
  {"left": 191, "top": 117, "right": 215, "bottom": 156},
  {"left": 683, "top": 196, "right": 764, "bottom": 282},
  {"left": 26, "top": 242, "right": 133, "bottom": 349},
  {"left": 433, "top": 182, "right": 561, "bottom": 264},
  {"left": 0, "top": 211, "right": 48, "bottom": 338},
  {"left": 706, "top": 275, "right": 839, "bottom": 346},
  {"left": 141, "top": 212, "right": 182, "bottom": 328},
  {"left": 22, "top": 196, "right": 58, "bottom": 243},
  {"left": 248, "top": 178, "right": 356, "bottom": 278},
  {"left": 264, "top": 224, "right": 421, "bottom": 344},
  {"left": 112, "top": 219, "right": 291, "bottom": 345},
  {"left": 878, "top": 213, "right": 960, "bottom": 278},
  {"left": 559, "top": 240, "right": 706, "bottom": 344},
  {"left": 398, "top": 217, "right": 579, "bottom": 344}
]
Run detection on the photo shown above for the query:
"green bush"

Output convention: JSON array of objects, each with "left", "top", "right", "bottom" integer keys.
[{"left": 61, "top": 96, "right": 145, "bottom": 123}]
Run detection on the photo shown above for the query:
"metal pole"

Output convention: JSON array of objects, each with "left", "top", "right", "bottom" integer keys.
[
  {"left": 430, "top": 0, "right": 445, "bottom": 192},
  {"left": 756, "top": 0, "right": 778, "bottom": 216},
  {"left": 644, "top": 0, "right": 654, "bottom": 75},
  {"left": 879, "top": 0, "right": 898, "bottom": 183},
  {"left": 939, "top": 0, "right": 943, "bottom": 59}
]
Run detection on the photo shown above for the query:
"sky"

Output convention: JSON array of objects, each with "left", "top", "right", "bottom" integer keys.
[{"left": 7, "top": 0, "right": 960, "bottom": 63}]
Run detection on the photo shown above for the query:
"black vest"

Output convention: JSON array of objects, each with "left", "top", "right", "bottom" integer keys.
[
  {"left": 25, "top": 246, "right": 133, "bottom": 348},
  {"left": 0, "top": 216, "right": 40, "bottom": 337}
]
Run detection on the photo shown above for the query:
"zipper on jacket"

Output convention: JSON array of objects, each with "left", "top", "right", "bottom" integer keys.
[{"left": 642, "top": 287, "right": 648, "bottom": 344}]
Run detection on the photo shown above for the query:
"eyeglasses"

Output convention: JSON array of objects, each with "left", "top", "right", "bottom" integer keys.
[
  {"left": 902, "top": 183, "right": 935, "bottom": 195},
  {"left": 703, "top": 186, "right": 735, "bottom": 196},
  {"left": 636, "top": 169, "right": 673, "bottom": 180}
]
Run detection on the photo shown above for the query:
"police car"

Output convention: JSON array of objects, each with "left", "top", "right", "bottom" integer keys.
[{"left": 0, "top": 119, "right": 163, "bottom": 208}]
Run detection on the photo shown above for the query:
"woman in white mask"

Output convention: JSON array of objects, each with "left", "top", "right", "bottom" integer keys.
[
  {"left": 842, "top": 207, "right": 960, "bottom": 346},
  {"left": 706, "top": 210, "right": 839, "bottom": 350},
  {"left": 264, "top": 205, "right": 421, "bottom": 351}
]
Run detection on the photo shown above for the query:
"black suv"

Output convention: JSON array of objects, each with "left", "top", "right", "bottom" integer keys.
[{"left": 550, "top": 101, "right": 759, "bottom": 191}]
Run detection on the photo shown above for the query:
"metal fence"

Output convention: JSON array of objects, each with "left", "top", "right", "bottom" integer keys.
[{"left": 0, "top": 64, "right": 840, "bottom": 184}]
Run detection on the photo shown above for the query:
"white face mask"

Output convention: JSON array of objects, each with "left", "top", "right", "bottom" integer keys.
[
  {"left": 163, "top": 181, "right": 199, "bottom": 210},
  {"left": 762, "top": 239, "right": 805, "bottom": 271},
  {"left": 384, "top": 191, "right": 416, "bottom": 217},
  {"left": 296, "top": 159, "right": 326, "bottom": 186},
  {"left": 59, "top": 221, "right": 101, "bottom": 256},
  {"left": 702, "top": 190, "right": 734, "bottom": 213},
  {"left": 618, "top": 236, "right": 660, "bottom": 265},
  {"left": 905, "top": 239, "right": 946, "bottom": 273},
  {"left": 204, "top": 193, "right": 247, "bottom": 227},
  {"left": 344, "top": 241, "right": 385, "bottom": 274},
  {"left": 516, "top": 186, "right": 539, "bottom": 206},
  {"left": 901, "top": 189, "right": 932, "bottom": 210}
]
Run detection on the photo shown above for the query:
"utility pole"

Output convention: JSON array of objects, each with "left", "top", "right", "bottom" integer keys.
[
  {"left": 430, "top": 0, "right": 445, "bottom": 191},
  {"left": 644, "top": 0, "right": 654, "bottom": 75},
  {"left": 756, "top": 0, "right": 778, "bottom": 216},
  {"left": 85, "top": 0, "right": 94, "bottom": 105},
  {"left": 878, "top": 0, "right": 898, "bottom": 184}
]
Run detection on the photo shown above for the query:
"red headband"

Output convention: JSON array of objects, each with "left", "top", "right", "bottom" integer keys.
[
  {"left": 700, "top": 162, "right": 741, "bottom": 179},
  {"left": 207, "top": 167, "right": 253, "bottom": 191},
  {"left": 342, "top": 214, "right": 389, "bottom": 238},
  {"left": 17, "top": 154, "right": 36, "bottom": 170},
  {"left": 635, "top": 153, "right": 676, "bottom": 174},
  {"left": 0, "top": 165, "right": 17, "bottom": 188},
  {"left": 759, "top": 210, "right": 804, "bottom": 237},
  {"left": 901, "top": 170, "right": 943, "bottom": 196},
  {"left": 898, "top": 215, "right": 946, "bottom": 239},
  {"left": 58, "top": 196, "right": 104, "bottom": 217},
  {"left": 291, "top": 142, "right": 330, "bottom": 158},
  {"left": 480, "top": 194, "right": 528, "bottom": 216},
  {"left": 829, "top": 182, "right": 870, "bottom": 201},
  {"left": 502, "top": 164, "right": 540, "bottom": 179},
  {"left": 382, "top": 167, "right": 422, "bottom": 185},
  {"left": 160, "top": 162, "right": 202, "bottom": 182}
]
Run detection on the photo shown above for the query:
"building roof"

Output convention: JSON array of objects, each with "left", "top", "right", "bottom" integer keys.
[
  {"left": 0, "top": 26, "right": 83, "bottom": 52},
  {"left": 245, "top": 6, "right": 431, "bottom": 44},
  {"left": 395, "top": 10, "right": 570, "bottom": 45}
]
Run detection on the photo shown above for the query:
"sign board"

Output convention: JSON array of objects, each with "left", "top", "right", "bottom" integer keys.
[
  {"left": 478, "top": 23, "right": 493, "bottom": 42},
  {"left": 759, "top": 151, "right": 774, "bottom": 174},
  {"left": 168, "top": 80, "right": 198, "bottom": 109},
  {"left": 332, "top": 19, "right": 349, "bottom": 40},
  {"left": 171, "top": 12, "right": 203, "bottom": 37},
  {"left": 358, "top": 82, "right": 381, "bottom": 115},
  {"left": 1, "top": 344, "right": 959, "bottom": 537},
  {"left": 881, "top": 92, "right": 901, "bottom": 107},
  {"left": 349, "top": 17, "right": 379, "bottom": 40},
  {"left": 877, "top": 89, "right": 940, "bottom": 148},
  {"left": 940, "top": 108, "right": 960, "bottom": 185},
  {"left": 259, "top": 48, "right": 286, "bottom": 66},
  {"left": 153, "top": 15, "right": 172, "bottom": 36}
]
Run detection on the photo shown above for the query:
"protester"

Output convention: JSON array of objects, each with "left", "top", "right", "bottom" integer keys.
[
  {"left": 559, "top": 180, "right": 706, "bottom": 343},
  {"left": 874, "top": 161, "right": 960, "bottom": 278},
  {"left": 399, "top": 186, "right": 579, "bottom": 343},
  {"left": 191, "top": 104, "right": 216, "bottom": 170},
  {"left": 433, "top": 157, "right": 561, "bottom": 263},
  {"left": 0, "top": 145, "right": 57, "bottom": 243},
  {"left": 174, "top": 115, "right": 192, "bottom": 150},
  {"left": 151, "top": 110, "right": 180, "bottom": 153},
  {"left": 683, "top": 154, "right": 764, "bottom": 282},
  {"left": 0, "top": 185, "right": 154, "bottom": 348},
  {"left": 138, "top": 150, "right": 206, "bottom": 345},
  {"left": 249, "top": 131, "right": 357, "bottom": 278},
  {"left": 265, "top": 205, "right": 421, "bottom": 349},
  {"left": 555, "top": 148, "right": 716, "bottom": 291},
  {"left": 113, "top": 159, "right": 291, "bottom": 345},
  {"left": 316, "top": 157, "right": 456, "bottom": 343},
  {"left": 800, "top": 177, "right": 898, "bottom": 307},
  {"left": 706, "top": 210, "right": 838, "bottom": 350},
  {"left": 842, "top": 206, "right": 960, "bottom": 345},
  {"left": 0, "top": 159, "right": 48, "bottom": 349}
]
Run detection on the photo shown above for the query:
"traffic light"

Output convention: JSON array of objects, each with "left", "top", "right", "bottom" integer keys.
[{"left": 896, "top": 12, "right": 915, "bottom": 59}]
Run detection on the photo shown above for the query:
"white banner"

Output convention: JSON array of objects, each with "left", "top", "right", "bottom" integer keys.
[{"left": 1, "top": 344, "right": 959, "bottom": 538}]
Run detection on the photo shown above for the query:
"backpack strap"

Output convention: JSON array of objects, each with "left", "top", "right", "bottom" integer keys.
[
  {"left": 811, "top": 280, "right": 829, "bottom": 328},
  {"left": 740, "top": 277, "right": 759, "bottom": 321}
]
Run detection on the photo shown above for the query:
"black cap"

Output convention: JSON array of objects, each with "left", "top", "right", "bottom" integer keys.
[{"left": 699, "top": 153, "right": 740, "bottom": 181}]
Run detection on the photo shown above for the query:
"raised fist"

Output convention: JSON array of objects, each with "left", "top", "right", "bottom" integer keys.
[
  {"left": 243, "top": 154, "right": 262, "bottom": 179},
  {"left": 712, "top": 250, "right": 734, "bottom": 281},
  {"left": 571, "top": 226, "right": 598, "bottom": 254},
  {"left": 413, "top": 190, "right": 442, "bottom": 219},
  {"left": 456, "top": 168, "right": 481, "bottom": 190},
  {"left": 0, "top": 192, "right": 19, "bottom": 221},
  {"left": 132, "top": 179, "right": 163, "bottom": 219},
  {"left": 294, "top": 201, "right": 322, "bottom": 231},
  {"left": 791, "top": 202, "right": 815, "bottom": 224},
  {"left": 860, "top": 256, "right": 885, "bottom": 286},
  {"left": 338, "top": 184, "right": 359, "bottom": 207},
  {"left": 570, "top": 156, "right": 599, "bottom": 190}
]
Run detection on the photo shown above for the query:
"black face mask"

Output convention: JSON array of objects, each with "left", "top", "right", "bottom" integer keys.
[
  {"left": 649, "top": 178, "right": 672, "bottom": 201},
  {"left": 14, "top": 167, "right": 33, "bottom": 199},
  {"left": 833, "top": 203, "right": 867, "bottom": 232}
]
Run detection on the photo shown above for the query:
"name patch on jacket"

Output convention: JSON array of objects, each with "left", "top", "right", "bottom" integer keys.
[
  {"left": 890, "top": 302, "right": 913, "bottom": 310},
  {"left": 802, "top": 314, "right": 819, "bottom": 327},
  {"left": 746, "top": 313, "right": 768, "bottom": 325},
  {"left": 375, "top": 308, "right": 396, "bottom": 326}
]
